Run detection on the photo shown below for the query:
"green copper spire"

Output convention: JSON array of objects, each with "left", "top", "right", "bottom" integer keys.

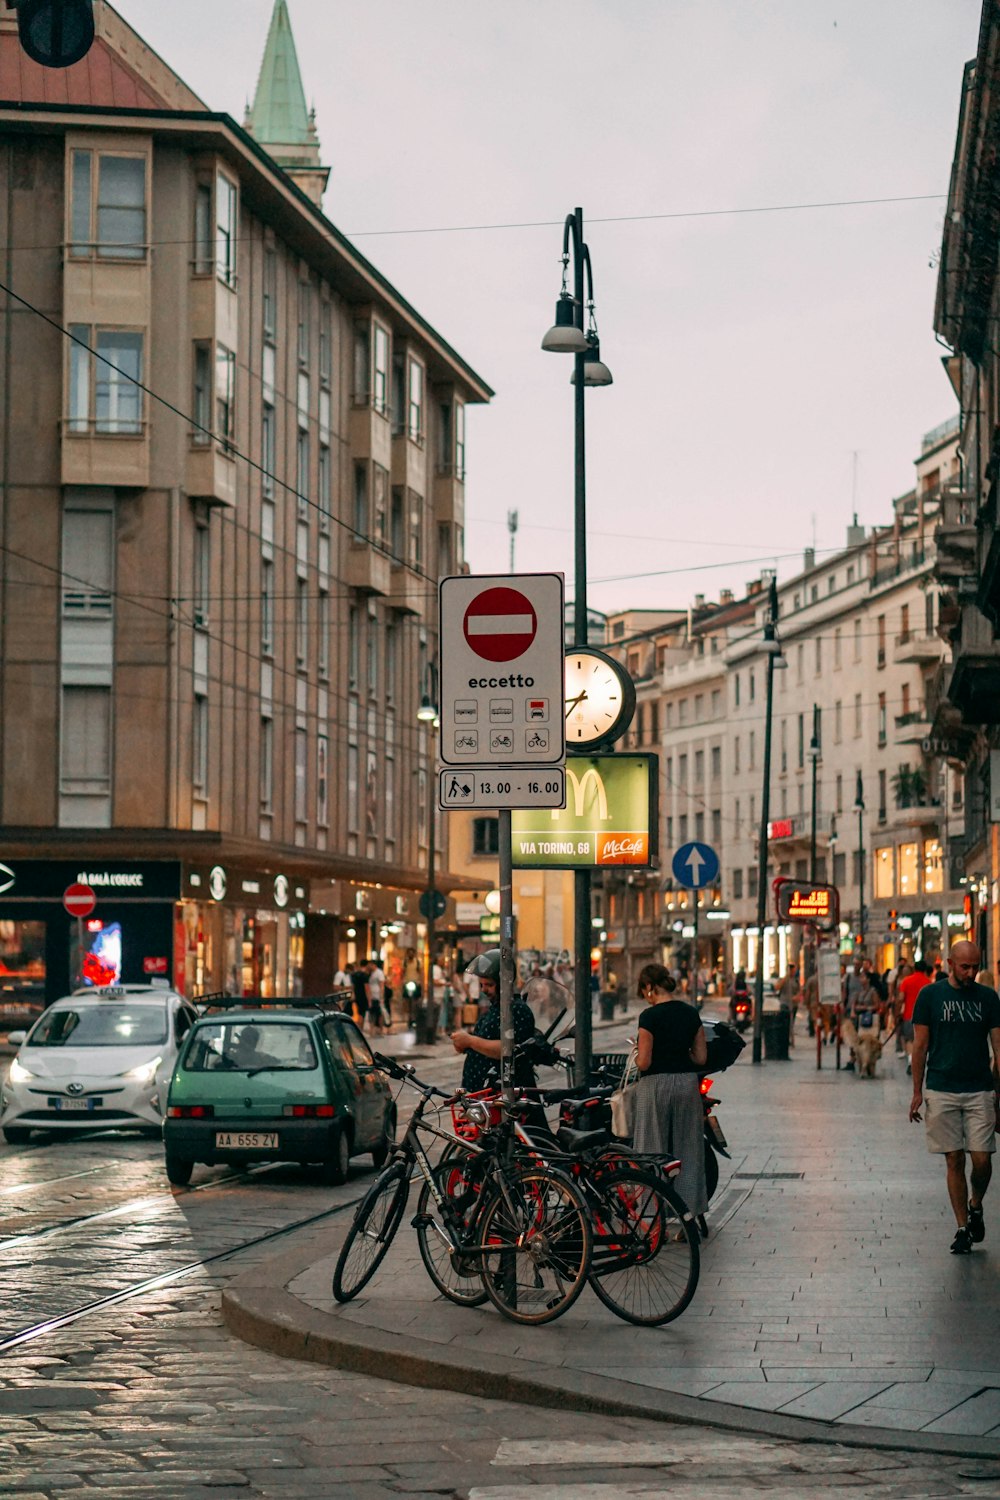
[{"left": 245, "top": 1, "right": 330, "bottom": 205}]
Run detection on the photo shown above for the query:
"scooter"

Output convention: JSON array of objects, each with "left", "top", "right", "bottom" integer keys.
[{"left": 729, "top": 994, "right": 752, "bottom": 1033}]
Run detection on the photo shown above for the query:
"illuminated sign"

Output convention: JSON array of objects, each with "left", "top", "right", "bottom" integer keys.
[
  {"left": 512, "top": 754, "right": 657, "bottom": 870},
  {"left": 767, "top": 818, "right": 795, "bottom": 840},
  {"left": 773, "top": 877, "right": 839, "bottom": 932}
]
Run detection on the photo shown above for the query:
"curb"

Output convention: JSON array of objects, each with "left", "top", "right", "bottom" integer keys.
[{"left": 221, "top": 1233, "right": 1000, "bottom": 1462}]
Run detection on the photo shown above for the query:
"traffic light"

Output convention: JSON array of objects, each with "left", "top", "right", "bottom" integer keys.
[
  {"left": 11, "top": 0, "right": 94, "bottom": 69},
  {"left": 889, "top": 910, "right": 898, "bottom": 933}
]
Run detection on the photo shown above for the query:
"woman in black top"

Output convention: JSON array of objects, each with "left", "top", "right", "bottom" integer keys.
[{"left": 632, "top": 962, "right": 708, "bottom": 1223}]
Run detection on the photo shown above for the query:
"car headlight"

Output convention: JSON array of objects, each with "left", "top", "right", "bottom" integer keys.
[
  {"left": 9, "top": 1057, "right": 33, "bottom": 1083},
  {"left": 121, "top": 1055, "right": 162, "bottom": 1084}
]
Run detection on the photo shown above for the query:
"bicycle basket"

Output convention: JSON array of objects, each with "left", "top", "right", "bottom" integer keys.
[{"left": 451, "top": 1090, "right": 502, "bottom": 1142}]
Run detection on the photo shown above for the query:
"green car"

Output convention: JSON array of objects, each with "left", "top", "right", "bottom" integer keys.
[{"left": 162, "top": 1000, "right": 395, "bottom": 1187}]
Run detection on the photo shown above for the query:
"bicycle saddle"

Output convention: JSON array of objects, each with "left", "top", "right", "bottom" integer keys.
[{"left": 556, "top": 1125, "right": 609, "bottom": 1153}]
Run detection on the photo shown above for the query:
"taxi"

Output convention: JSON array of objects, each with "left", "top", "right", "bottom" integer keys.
[{"left": 162, "top": 998, "right": 395, "bottom": 1187}]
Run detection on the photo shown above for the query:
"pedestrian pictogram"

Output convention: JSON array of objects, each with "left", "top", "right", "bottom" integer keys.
[
  {"left": 463, "top": 585, "right": 537, "bottom": 663},
  {"left": 63, "top": 882, "right": 96, "bottom": 917},
  {"left": 671, "top": 842, "right": 720, "bottom": 890}
]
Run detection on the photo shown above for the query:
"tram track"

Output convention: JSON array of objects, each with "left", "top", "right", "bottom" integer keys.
[{"left": 0, "top": 1187, "right": 361, "bottom": 1354}]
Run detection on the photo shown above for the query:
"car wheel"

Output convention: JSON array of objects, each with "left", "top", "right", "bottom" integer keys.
[
  {"left": 319, "top": 1126, "right": 350, "bottom": 1186},
  {"left": 372, "top": 1107, "right": 396, "bottom": 1169},
  {"left": 2, "top": 1126, "right": 31, "bottom": 1145},
  {"left": 164, "top": 1152, "right": 194, "bottom": 1187}
]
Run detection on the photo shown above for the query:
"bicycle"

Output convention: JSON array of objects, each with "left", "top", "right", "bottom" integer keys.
[{"left": 331, "top": 1054, "right": 593, "bottom": 1326}]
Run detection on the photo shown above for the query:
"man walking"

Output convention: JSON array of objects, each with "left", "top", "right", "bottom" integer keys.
[{"left": 909, "top": 939, "right": 1000, "bottom": 1254}]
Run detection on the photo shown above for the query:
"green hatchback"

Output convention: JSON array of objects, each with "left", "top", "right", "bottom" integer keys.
[{"left": 162, "top": 1001, "right": 395, "bottom": 1187}]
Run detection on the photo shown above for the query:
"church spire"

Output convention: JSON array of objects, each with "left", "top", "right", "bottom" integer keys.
[{"left": 245, "top": 1, "right": 329, "bottom": 207}]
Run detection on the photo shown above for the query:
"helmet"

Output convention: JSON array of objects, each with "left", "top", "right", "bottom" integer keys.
[{"left": 466, "top": 949, "right": 501, "bottom": 983}]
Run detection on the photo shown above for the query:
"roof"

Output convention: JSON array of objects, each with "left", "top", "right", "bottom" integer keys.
[{"left": 247, "top": 0, "right": 312, "bottom": 148}]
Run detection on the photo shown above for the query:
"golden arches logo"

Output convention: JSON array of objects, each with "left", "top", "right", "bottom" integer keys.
[{"left": 555, "top": 765, "right": 609, "bottom": 821}]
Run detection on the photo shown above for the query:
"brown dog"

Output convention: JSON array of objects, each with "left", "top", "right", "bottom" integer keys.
[{"left": 842, "top": 1017, "right": 883, "bottom": 1078}]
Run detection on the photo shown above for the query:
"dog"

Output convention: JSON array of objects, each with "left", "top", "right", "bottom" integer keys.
[{"left": 841, "top": 1016, "right": 884, "bottom": 1078}]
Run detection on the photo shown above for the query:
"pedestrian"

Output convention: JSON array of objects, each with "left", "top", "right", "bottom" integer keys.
[
  {"left": 976, "top": 968, "right": 997, "bottom": 992},
  {"left": 366, "top": 955, "right": 387, "bottom": 1034},
  {"left": 450, "top": 949, "right": 537, "bottom": 1090},
  {"left": 897, "top": 960, "right": 932, "bottom": 1075},
  {"left": 632, "top": 962, "right": 708, "bottom": 1235},
  {"left": 909, "top": 939, "right": 1000, "bottom": 1254},
  {"left": 432, "top": 959, "right": 448, "bottom": 1034},
  {"left": 777, "top": 963, "right": 800, "bottom": 1048},
  {"left": 349, "top": 962, "right": 368, "bottom": 1030}
]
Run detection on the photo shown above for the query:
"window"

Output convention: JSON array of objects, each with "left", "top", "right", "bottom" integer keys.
[
  {"left": 711, "top": 809, "right": 722, "bottom": 843},
  {"left": 296, "top": 430, "right": 310, "bottom": 518},
  {"left": 836, "top": 772, "right": 843, "bottom": 813},
  {"left": 297, "top": 280, "right": 311, "bottom": 368},
  {"left": 438, "top": 400, "right": 452, "bottom": 471},
  {"left": 194, "top": 523, "right": 210, "bottom": 628},
  {"left": 260, "top": 717, "right": 273, "bottom": 812},
  {"left": 923, "top": 838, "right": 943, "bottom": 894},
  {"left": 373, "top": 464, "right": 388, "bottom": 548},
  {"left": 834, "top": 627, "right": 842, "bottom": 668},
  {"left": 749, "top": 670, "right": 755, "bottom": 703},
  {"left": 408, "top": 360, "right": 423, "bottom": 442},
  {"left": 847, "top": 565, "right": 855, "bottom": 585},
  {"left": 678, "top": 753, "right": 688, "bottom": 783},
  {"left": 732, "top": 869, "right": 743, "bottom": 899},
  {"left": 834, "top": 700, "right": 842, "bottom": 743},
  {"left": 366, "top": 607, "right": 378, "bottom": 695},
  {"left": 900, "top": 602, "right": 910, "bottom": 643},
  {"left": 695, "top": 811, "right": 705, "bottom": 841},
  {"left": 373, "top": 325, "right": 389, "bottom": 415},
  {"left": 353, "top": 324, "right": 370, "bottom": 402},
  {"left": 898, "top": 842, "right": 919, "bottom": 896},
  {"left": 797, "top": 713, "right": 804, "bottom": 769},
  {"left": 353, "top": 463, "right": 368, "bottom": 537},
  {"left": 261, "top": 559, "right": 274, "bottom": 656},
  {"left": 748, "top": 866, "right": 758, "bottom": 898},
  {"left": 780, "top": 718, "right": 787, "bottom": 772},
  {"left": 263, "top": 247, "right": 277, "bottom": 338},
  {"left": 828, "top": 574, "right": 836, "bottom": 593},
  {"left": 874, "top": 846, "right": 894, "bottom": 898},
  {"left": 438, "top": 522, "right": 451, "bottom": 578},
  {"left": 386, "top": 622, "right": 397, "bottom": 703},
  {"left": 192, "top": 341, "right": 212, "bottom": 444},
  {"left": 194, "top": 181, "right": 213, "bottom": 273},
  {"left": 348, "top": 606, "right": 360, "bottom": 688},
  {"left": 472, "top": 817, "right": 499, "bottom": 856},
  {"left": 796, "top": 644, "right": 804, "bottom": 683},
  {"left": 734, "top": 674, "right": 741, "bottom": 707},
  {"left": 294, "top": 728, "right": 308, "bottom": 824},
  {"left": 193, "top": 694, "right": 208, "bottom": 793},
  {"left": 61, "top": 685, "right": 111, "bottom": 799},
  {"left": 69, "top": 328, "right": 143, "bottom": 434},
  {"left": 694, "top": 749, "right": 704, "bottom": 782},
  {"left": 711, "top": 745, "right": 721, "bottom": 781},
  {"left": 391, "top": 487, "right": 405, "bottom": 558},
  {"left": 810, "top": 584, "right": 818, "bottom": 603},
  {"left": 216, "top": 172, "right": 237, "bottom": 286},
  {"left": 261, "top": 402, "right": 275, "bottom": 500},
  {"left": 876, "top": 614, "right": 886, "bottom": 668},
  {"left": 854, "top": 693, "right": 862, "bottom": 737},
  {"left": 834, "top": 851, "right": 846, "bottom": 886},
  {"left": 695, "top": 693, "right": 704, "bottom": 721},
  {"left": 679, "top": 815, "right": 689, "bottom": 843},
  {"left": 815, "top": 637, "right": 822, "bottom": 673},
  {"left": 62, "top": 504, "right": 113, "bottom": 615},
  {"left": 215, "top": 344, "right": 235, "bottom": 449},
  {"left": 317, "top": 590, "right": 329, "bottom": 679},
  {"left": 295, "top": 578, "right": 308, "bottom": 669},
  {"left": 749, "top": 731, "right": 756, "bottom": 770},
  {"left": 317, "top": 735, "right": 329, "bottom": 826},
  {"left": 733, "top": 736, "right": 740, "bottom": 774},
  {"left": 678, "top": 698, "right": 688, "bottom": 725},
  {"left": 318, "top": 443, "right": 331, "bottom": 529},
  {"left": 711, "top": 688, "right": 721, "bottom": 716},
  {"left": 392, "top": 353, "right": 405, "bottom": 434},
  {"left": 854, "top": 619, "right": 862, "bottom": 661},
  {"left": 70, "top": 150, "right": 146, "bottom": 259},
  {"left": 319, "top": 300, "right": 332, "bottom": 386},
  {"left": 878, "top": 692, "right": 887, "bottom": 747},
  {"left": 878, "top": 768, "right": 887, "bottom": 821},
  {"left": 409, "top": 493, "right": 423, "bottom": 567},
  {"left": 455, "top": 402, "right": 465, "bottom": 479}
]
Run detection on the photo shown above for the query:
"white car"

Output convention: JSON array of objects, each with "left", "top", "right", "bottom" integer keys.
[{"left": 1, "top": 985, "right": 199, "bottom": 1144}]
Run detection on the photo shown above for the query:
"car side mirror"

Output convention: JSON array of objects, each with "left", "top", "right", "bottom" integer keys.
[{"left": 7, "top": 1030, "right": 26, "bottom": 1046}]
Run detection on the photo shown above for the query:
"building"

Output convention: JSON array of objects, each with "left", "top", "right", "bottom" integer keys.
[{"left": 0, "top": 1, "right": 491, "bottom": 1005}]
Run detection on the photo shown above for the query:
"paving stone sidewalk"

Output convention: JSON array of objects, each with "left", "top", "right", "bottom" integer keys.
[{"left": 224, "top": 1036, "right": 1000, "bottom": 1454}]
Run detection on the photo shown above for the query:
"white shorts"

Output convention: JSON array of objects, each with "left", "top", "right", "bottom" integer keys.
[{"left": 924, "top": 1089, "right": 997, "bottom": 1154}]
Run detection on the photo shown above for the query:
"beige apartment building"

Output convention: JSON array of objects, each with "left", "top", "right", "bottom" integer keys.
[{"left": 0, "top": 2, "right": 490, "bottom": 1005}]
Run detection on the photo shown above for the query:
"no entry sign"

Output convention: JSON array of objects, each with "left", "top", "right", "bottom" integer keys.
[
  {"left": 63, "top": 882, "right": 96, "bottom": 918},
  {"left": 463, "top": 586, "right": 537, "bottom": 663}
]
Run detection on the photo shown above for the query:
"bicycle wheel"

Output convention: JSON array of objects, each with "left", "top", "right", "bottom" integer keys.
[
  {"left": 477, "top": 1166, "right": 592, "bottom": 1326},
  {"left": 588, "top": 1166, "right": 699, "bottom": 1325},
  {"left": 415, "top": 1155, "right": 489, "bottom": 1306},
  {"left": 332, "top": 1162, "right": 410, "bottom": 1302}
]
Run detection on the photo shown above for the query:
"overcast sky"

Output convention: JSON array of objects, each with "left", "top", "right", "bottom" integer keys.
[{"left": 126, "top": 0, "right": 981, "bottom": 615}]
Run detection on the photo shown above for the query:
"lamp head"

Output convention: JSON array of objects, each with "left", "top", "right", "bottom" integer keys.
[
  {"left": 570, "top": 333, "right": 613, "bottom": 386},
  {"left": 417, "top": 694, "right": 437, "bottom": 723},
  {"left": 541, "top": 293, "right": 589, "bottom": 353}
]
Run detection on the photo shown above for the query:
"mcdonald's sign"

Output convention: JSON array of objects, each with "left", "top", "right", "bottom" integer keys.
[{"left": 511, "top": 754, "right": 658, "bottom": 869}]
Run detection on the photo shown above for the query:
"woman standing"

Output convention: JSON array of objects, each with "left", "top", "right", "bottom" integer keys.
[{"left": 633, "top": 962, "right": 708, "bottom": 1231}]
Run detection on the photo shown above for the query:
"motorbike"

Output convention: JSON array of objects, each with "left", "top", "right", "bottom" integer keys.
[{"left": 729, "top": 992, "right": 752, "bottom": 1033}]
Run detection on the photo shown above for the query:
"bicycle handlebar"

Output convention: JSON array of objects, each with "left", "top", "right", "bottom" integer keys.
[{"left": 372, "top": 1051, "right": 460, "bottom": 1102}]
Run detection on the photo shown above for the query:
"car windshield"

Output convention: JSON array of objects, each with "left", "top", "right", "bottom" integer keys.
[
  {"left": 183, "top": 1020, "right": 317, "bottom": 1073},
  {"left": 27, "top": 1005, "right": 168, "bottom": 1047}
]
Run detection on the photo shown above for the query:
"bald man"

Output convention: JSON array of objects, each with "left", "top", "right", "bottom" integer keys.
[{"left": 910, "top": 940, "right": 1000, "bottom": 1254}]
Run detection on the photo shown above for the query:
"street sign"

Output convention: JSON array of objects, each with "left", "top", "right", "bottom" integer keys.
[
  {"left": 817, "top": 948, "right": 842, "bottom": 1007},
  {"left": 439, "top": 766, "right": 566, "bottom": 811},
  {"left": 671, "top": 841, "right": 719, "bottom": 890},
  {"left": 418, "top": 890, "right": 447, "bottom": 920},
  {"left": 774, "top": 877, "right": 840, "bottom": 932},
  {"left": 439, "top": 572, "right": 565, "bottom": 769},
  {"left": 63, "top": 882, "right": 96, "bottom": 918}
]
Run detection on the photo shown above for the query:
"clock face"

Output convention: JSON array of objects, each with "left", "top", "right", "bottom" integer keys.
[{"left": 564, "top": 648, "right": 635, "bottom": 748}]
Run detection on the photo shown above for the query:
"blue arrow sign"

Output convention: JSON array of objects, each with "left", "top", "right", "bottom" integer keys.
[{"left": 671, "top": 840, "right": 720, "bottom": 890}]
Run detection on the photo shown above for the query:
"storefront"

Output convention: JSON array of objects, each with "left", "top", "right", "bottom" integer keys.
[{"left": 180, "top": 864, "right": 309, "bottom": 999}]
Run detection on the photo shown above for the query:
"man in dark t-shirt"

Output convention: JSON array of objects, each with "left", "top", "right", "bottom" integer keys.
[{"left": 910, "top": 939, "right": 1000, "bottom": 1254}]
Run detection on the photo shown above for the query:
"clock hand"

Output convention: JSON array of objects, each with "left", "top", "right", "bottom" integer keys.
[{"left": 565, "top": 690, "right": 588, "bottom": 718}]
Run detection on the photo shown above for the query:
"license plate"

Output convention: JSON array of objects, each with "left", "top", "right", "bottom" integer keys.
[
  {"left": 51, "top": 1097, "right": 98, "bottom": 1111},
  {"left": 214, "top": 1131, "right": 278, "bottom": 1149}
]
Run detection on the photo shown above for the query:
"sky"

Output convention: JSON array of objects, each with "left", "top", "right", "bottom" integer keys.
[{"left": 124, "top": 0, "right": 983, "bottom": 616}]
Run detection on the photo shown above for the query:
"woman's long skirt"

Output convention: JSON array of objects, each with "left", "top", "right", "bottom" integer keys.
[{"left": 632, "top": 1071, "right": 707, "bottom": 1216}]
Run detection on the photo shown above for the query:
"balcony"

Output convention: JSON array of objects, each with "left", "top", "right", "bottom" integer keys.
[
  {"left": 186, "top": 442, "right": 237, "bottom": 508},
  {"left": 391, "top": 428, "right": 427, "bottom": 492},
  {"left": 390, "top": 561, "right": 425, "bottom": 617},
  {"left": 61, "top": 422, "right": 149, "bottom": 489},
  {"left": 345, "top": 542, "right": 392, "bottom": 596},
  {"left": 947, "top": 602, "right": 1000, "bottom": 726},
  {"left": 933, "top": 489, "right": 977, "bottom": 587},
  {"left": 893, "top": 630, "right": 945, "bottom": 666},
  {"left": 893, "top": 710, "right": 931, "bottom": 747},
  {"left": 433, "top": 464, "right": 464, "bottom": 523},
  {"left": 882, "top": 799, "right": 943, "bottom": 833}
]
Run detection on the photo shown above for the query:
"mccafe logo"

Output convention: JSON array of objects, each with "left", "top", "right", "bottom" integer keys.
[{"left": 558, "top": 766, "right": 609, "bottom": 821}]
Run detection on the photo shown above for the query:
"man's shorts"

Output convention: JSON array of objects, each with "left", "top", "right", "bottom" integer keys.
[{"left": 924, "top": 1089, "right": 997, "bottom": 1154}]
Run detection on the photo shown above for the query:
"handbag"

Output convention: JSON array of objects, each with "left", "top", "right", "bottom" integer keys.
[{"left": 609, "top": 1046, "right": 640, "bottom": 1139}]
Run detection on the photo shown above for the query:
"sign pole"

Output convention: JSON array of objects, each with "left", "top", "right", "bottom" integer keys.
[
  {"left": 76, "top": 914, "right": 83, "bottom": 988},
  {"left": 498, "top": 808, "right": 516, "bottom": 1108},
  {"left": 692, "top": 897, "right": 699, "bottom": 1008}
]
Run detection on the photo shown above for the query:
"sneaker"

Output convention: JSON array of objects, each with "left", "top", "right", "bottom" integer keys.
[
  {"left": 968, "top": 1202, "right": 986, "bottom": 1244},
  {"left": 951, "top": 1226, "right": 974, "bottom": 1254}
]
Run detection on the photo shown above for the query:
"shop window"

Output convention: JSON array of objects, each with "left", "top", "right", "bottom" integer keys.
[
  {"left": 898, "top": 842, "right": 919, "bottom": 897},
  {"left": 874, "top": 846, "right": 894, "bottom": 899},
  {"left": 0, "top": 920, "right": 46, "bottom": 999},
  {"left": 923, "top": 838, "right": 943, "bottom": 894}
]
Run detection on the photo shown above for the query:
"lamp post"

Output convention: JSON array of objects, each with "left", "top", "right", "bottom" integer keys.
[
  {"left": 853, "top": 771, "right": 866, "bottom": 951},
  {"left": 417, "top": 664, "right": 440, "bottom": 1022},
  {"left": 807, "top": 704, "right": 821, "bottom": 882},
  {"left": 752, "top": 577, "right": 783, "bottom": 1065},
  {"left": 541, "top": 206, "right": 613, "bottom": 1085}
]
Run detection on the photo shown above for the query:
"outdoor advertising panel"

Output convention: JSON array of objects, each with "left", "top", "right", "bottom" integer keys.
[
  {"left": 773, "top": 877, "right": 840, "bottom": 932},
  {"left": 511, "top": 754, "right": 658, "bottom": 870}
]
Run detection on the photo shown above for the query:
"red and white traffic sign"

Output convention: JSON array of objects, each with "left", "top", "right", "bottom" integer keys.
[
  {"left": 439, "top": 572, "right": 565, "bottom": 773},
  {"left": 463, "top": 586, "right": 537, "bottom": 663},
  {"left": 63, "top": 882, "right": 96, "bottom": 918}
]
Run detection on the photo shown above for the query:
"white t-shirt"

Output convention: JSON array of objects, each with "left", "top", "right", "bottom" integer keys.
[
  {"left": 432, "top": 963, "right": 446, "bottom": 1000},
  {"left": 367, "top": 967, "right": 385, "bottom": 1002}
]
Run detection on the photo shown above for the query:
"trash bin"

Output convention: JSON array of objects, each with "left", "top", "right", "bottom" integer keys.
[
  {"left": 762, "top": 1008, "right": 791, "bottom": 1060},
  {"left": 415, "top": 1001, "right": 440, "bottom": 1045},
  {"left": 599, "top": 992, "right": 616, "bottom": 1022}
]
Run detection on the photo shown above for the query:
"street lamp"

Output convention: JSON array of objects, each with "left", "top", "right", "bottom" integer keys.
[
  {"left": 541, "top": 206, "right": 613, "bottom": 1084},
  {"left": 853, "top": 771, "right": 866, "bottom": 951},
  {"left": 807, "top": 705, "right": 821, "bottom": 882},
  {"left": 417, "top": 661, "right": 440, "bottom": 1022},
  {"left": 752, "top": 577, "right": 784, "bottom": 1065}
]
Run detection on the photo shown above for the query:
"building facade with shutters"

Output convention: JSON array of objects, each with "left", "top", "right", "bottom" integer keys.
[{"left": 0, "top": 2, "right": 491, "bottom": 1006}]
